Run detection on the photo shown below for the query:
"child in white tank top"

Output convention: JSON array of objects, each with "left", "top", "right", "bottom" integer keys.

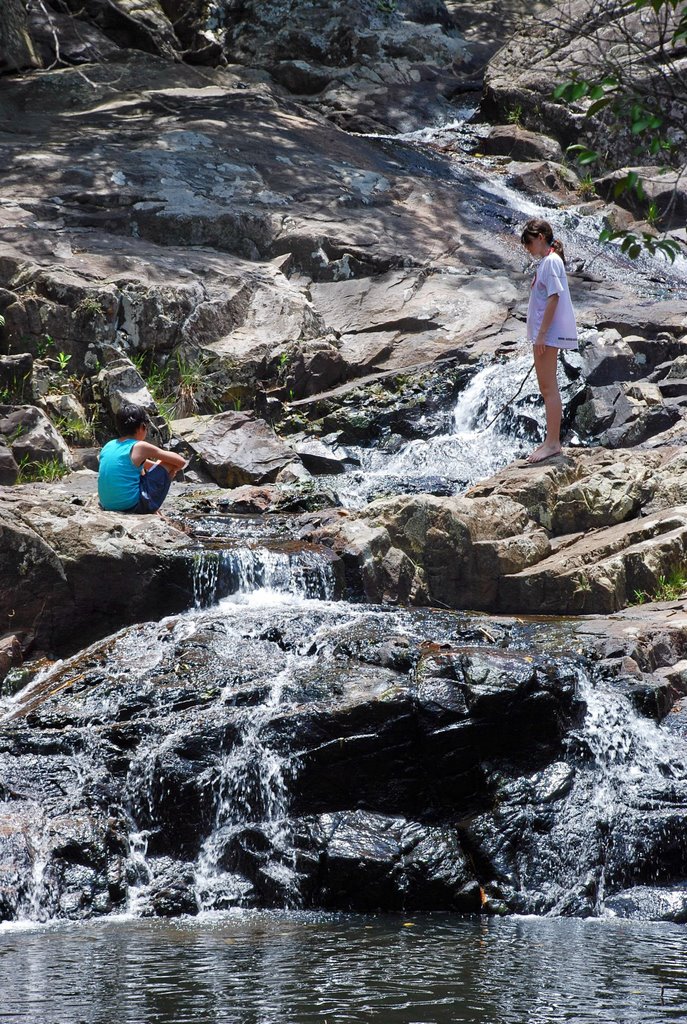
[{"left": 520, "top": 218, "right": 578, "bottom": 463}]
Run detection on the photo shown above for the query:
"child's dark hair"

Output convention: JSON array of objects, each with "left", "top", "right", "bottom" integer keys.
[
  {"left": 115, "top": 403, "right": 149, "bottom": 436},
  {"left": 520, "top": 218, "right": 566, "bottom": 264}
]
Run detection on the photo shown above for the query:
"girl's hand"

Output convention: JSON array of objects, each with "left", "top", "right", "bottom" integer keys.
[{"left": 533, "top": 337, "right": 547, "bottom": 355}]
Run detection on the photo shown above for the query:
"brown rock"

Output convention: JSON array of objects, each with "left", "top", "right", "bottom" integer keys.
[
  {"left": 482, "top": 125, "right": 564, "bottom": 163},
  {"left": 176, "top": 411, "right": 298, "bottom": 487}
]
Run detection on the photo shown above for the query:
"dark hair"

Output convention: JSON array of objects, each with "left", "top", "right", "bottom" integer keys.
[
  {"left": 520, "top": 218, "right": 566, "bottom": 264},
  {"left": 115, "top": 403, "right": 149, "bottom": 436}
]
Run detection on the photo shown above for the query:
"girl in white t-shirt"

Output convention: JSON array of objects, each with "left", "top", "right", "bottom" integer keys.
[{"left": 520, "top": 218, "right": 578, "bottom": 463}]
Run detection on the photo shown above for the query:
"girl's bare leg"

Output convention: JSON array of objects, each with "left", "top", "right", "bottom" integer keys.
[{"left": 527, "top": 345, "right": 562, "bottom": 463}]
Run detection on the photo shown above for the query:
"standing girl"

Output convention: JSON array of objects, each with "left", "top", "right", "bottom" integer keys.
[{"left": 520, "top": 218, "right": 578, "bottom": 463}]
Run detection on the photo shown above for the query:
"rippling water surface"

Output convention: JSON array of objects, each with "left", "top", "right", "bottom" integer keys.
[{"left": 2, "top": 912, "right": 687, "bottom": 1024}]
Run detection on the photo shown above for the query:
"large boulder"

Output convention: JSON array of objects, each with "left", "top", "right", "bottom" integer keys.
[
  {"left": 499, "top": 506, "right": 687, "bottom": 615},
  {"left": 96, "top": 353, "right": 169, "bottom": 443},
  {"left": 174, "top": 411, "right": 300, "bottom": 487},
  {"left": 595, "top": 168, "right": 687, "bottom": 231},
  {"left": 308, "top": 492, "right": 550, "bottom": 608},
  {"left": 482, "top": 0, "right": 687, "bottom": 167},
  {"left": 0, "top": 404, "right": 72, "bottom": 472},
  {"left": 481, "top": 125, "right": 564, "bottom": 162},
  {"left": 0, "top": 486, "right": 193, "bottom": 651}
]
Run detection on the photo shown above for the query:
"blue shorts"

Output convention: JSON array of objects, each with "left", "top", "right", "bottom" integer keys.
[{"left": 134, "top": 463, "right": 172, "bottom": 514}]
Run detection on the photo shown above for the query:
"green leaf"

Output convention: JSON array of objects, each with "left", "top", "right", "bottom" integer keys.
[
  {"left": 569, "top": 82, "right": 590, "bottom": 101},
  {"left": 587, "top": 97, "right": 615, "bottom": 116},
  {"left": 567, "top": 144, "right": 600, "bottom": 166}
]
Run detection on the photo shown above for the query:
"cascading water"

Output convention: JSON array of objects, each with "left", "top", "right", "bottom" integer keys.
[
  {"left": 320, "top": 352, "right": 547, "bottom": 508},
  {"left": 191, "top": 544, "right": 338, "bottom": 608},
  {"left": 192, "top": 656, "right": 298, "bottom": 911}
]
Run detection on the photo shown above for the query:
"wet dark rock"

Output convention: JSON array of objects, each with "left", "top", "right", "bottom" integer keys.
[
  {"left": 294, "top": 811, "right": 481, "bottom": 912},
  {"left": 0, "top": 607, "right": 593, "bottom": 921},
  {"left": 605, "top": 885, "right": 687, "bottom": 923},
  {"left": 144, "top": 858, "right": 199, "bottom": 918},
  {"left": 289, "top": 436, "right": 348, "bottom": 475}
]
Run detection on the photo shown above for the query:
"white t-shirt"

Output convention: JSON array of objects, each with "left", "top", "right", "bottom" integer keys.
[{"left": 527, "top": 251, "right": 578, "bottom": 349}]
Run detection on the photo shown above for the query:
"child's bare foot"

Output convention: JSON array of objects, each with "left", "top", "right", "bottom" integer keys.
[{"left": 526, "top": 442, "right": 562, "bottom": 464}]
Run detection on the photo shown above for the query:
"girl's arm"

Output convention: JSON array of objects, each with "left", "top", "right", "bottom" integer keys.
[
  {"left": 534, "top": 293, "right": 559, "bottom": 355},
  {"left": 132, "top": 441, "right": 188, "bottom": 471}
]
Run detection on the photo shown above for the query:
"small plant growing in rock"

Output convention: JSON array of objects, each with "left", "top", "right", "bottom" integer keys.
[
  {"left": 578, "top": 174, "right": 597, "bottom": 199},
  {"left": 173, "top": 355, "right": 207, "bottom": 419},
  {"left": 76, "top": 296, "right": 104, "bottom": 317},
  {"left": 56, "top": 351, "right": 72, "bottom": 373},
  {"left": 376, "top": 0, "right": 397, "bottom": 11},
  {"left": 632, "top": 567, "right": 687, "bottom": 604},
  {"left": 573, "top": 573, "right": 592, "bottom": 596},
  {"left": 37, "top": 334, "right": 53, "bottom": 358},
  {"left": 53, "top": 416, "right": 94, "bottom": 446},
  {"left": 654, "top": 568, "right": 687, "bottom": 601},
  {"left": 645, "top": 201, "right": 662, "bottom": 228},
  {"left": 506, "top": 104, "right": 524, "bottom": 127}
]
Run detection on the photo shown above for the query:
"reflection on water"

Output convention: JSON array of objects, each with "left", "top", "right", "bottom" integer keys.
[{"left": 1, "top": 911, "right": 686, "bottom": 1024}]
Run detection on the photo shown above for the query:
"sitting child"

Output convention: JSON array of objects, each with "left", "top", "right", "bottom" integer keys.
[{"left": 98, "top": 403, "right": 187, "bottom": 514}]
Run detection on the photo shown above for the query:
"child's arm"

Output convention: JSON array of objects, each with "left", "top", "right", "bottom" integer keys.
[{"left": 132, "top": 441, "right": 188, "bottom": 471}]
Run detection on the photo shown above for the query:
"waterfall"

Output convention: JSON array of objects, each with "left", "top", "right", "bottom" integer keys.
[
  {"left": 191, "top": 545, "right": 338, "bottom": 608},
  {"left": 493, "top": 664, "right": 687, "bottom": 918}
]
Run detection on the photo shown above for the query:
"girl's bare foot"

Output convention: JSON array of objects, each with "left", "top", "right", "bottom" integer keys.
[{"left": 526, "top": 442, "right": 562, "bottom": 464}]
